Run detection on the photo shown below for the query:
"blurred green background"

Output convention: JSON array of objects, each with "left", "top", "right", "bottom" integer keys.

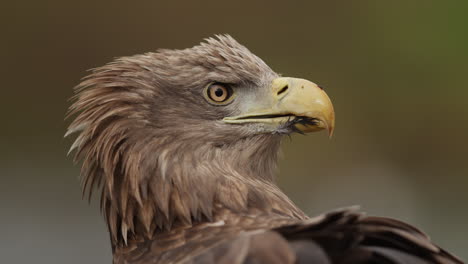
[{"left": 1, "top": 1, "right": 467, "bottom": 263}]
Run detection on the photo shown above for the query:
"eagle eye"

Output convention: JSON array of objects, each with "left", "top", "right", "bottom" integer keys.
[{"left": 205, "top": 83, "right": 234, "bottom": 105}]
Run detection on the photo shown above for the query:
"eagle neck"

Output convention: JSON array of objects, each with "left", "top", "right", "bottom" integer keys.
[{"left": 101, "top": 133, "right": 307, "bottom": 246}]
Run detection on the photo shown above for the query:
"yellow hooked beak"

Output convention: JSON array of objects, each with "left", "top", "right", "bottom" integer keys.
[{"left": 223, "top": 77, "right": 335, "bottom": 137}]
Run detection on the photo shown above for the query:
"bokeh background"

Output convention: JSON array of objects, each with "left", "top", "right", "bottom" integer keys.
[{"left": 2, "top": 1, "right": 467, "bottom": 263}]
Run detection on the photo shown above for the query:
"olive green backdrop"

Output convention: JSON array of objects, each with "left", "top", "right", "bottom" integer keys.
[{"left": 1, "top": 1, "right": 467, "bottom": 263}]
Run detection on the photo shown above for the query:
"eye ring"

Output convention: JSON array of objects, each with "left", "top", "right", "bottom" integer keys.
[{"left": 204, "top": 83, "right": 235, "bottom": 105}]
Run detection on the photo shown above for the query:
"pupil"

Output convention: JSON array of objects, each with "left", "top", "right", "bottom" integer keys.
[{"left": 215, "top": 88, "right": 224, "bottom": 97}]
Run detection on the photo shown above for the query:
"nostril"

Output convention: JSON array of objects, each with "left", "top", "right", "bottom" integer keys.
[{"left": 277, "top": 85, "right": 289, "bottom": 96}]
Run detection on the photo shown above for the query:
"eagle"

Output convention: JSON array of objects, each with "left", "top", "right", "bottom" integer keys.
[{"left": 66, "top": 35, "right": 462, "bottom": 264}]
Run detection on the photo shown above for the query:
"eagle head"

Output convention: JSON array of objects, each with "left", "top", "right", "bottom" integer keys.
[{"left": 66, "top": 35, "right": 334, "bottom": 244}]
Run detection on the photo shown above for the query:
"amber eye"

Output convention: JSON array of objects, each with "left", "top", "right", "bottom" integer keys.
[{"left": 205, "top": 83, "right": 233, "bottom": 104}]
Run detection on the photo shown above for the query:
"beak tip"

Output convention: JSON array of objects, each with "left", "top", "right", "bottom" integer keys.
[
  {"left": 326, "top": 123, "right": 334, "bottom": 139},
  {"left": 326, "top": 111, "right": 335, "bottom": 139},
  {"left": 328, "top": 127, "right": 334, "bottom": 139},
  {"left": 320, "top": 117, "right": 334, "bottom": 139}
]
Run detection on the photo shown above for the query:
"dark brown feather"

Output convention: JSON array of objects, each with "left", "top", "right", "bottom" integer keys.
[{"left": 112, "top": 208, "right": 462, "bottom": 263}]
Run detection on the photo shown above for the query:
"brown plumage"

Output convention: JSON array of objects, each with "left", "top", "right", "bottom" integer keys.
[{"left": 67, "top": 35, "right": 463, "bottom": 264}]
